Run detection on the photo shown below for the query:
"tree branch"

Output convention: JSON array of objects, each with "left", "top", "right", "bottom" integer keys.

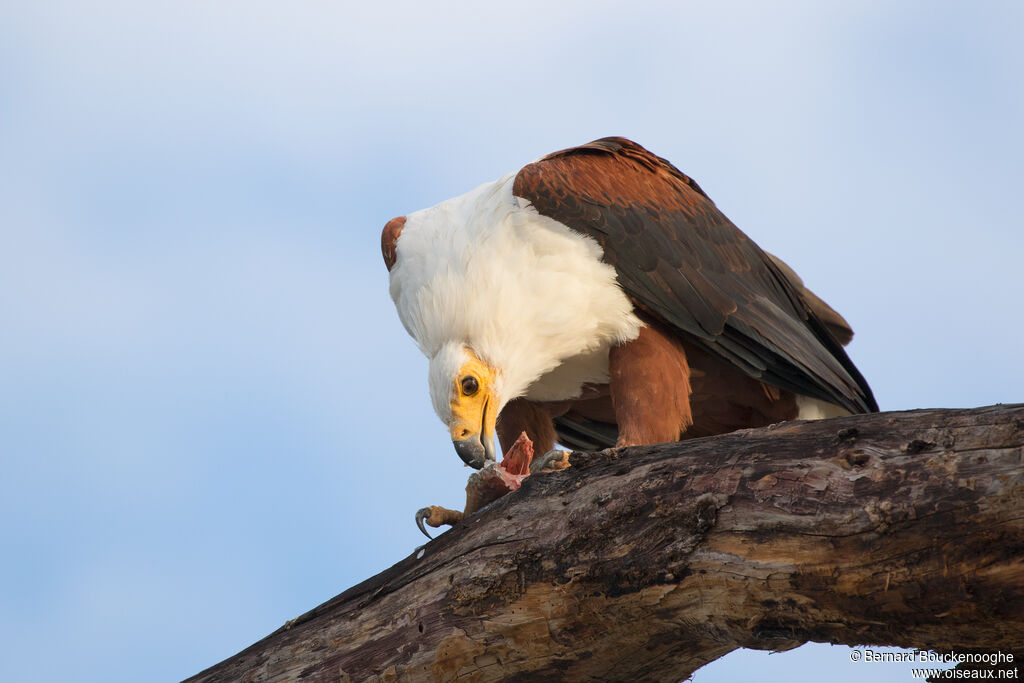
[{"left": 185, "top": 405, "right": 1024, "bottom": 682}]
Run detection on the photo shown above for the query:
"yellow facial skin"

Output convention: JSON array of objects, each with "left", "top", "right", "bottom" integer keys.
[{"left": 449, "top": 355, "right": 498, "bottom": 468}]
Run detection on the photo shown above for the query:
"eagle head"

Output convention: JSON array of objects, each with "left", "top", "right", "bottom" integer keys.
[{"left": 429, "top": 342, "right": 503, "bottom": 469}]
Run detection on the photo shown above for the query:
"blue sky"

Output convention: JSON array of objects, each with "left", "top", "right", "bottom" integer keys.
[{"left": 1, "top": 2, "right": 1021, "bottom": 681}]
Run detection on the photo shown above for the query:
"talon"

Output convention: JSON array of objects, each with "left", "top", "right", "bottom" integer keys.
[
  {"left": 529, "top": 449, "right": 571, "bottom": 474},
  {"left": 414, "top": 505, "right": 464, "bottom": 539},
  {"left": 415, "top": 508, "right": 434, "bottom": 539}
]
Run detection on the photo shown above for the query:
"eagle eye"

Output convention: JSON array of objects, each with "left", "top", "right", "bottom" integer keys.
[{"left": 460, "top": 375, "right": 479, "bottom": 396}]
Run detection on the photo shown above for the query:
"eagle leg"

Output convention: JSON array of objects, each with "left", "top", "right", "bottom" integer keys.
[
  {"left": 496, "top": 398, "right": 557, "bottom": 456},
  {"left": 609, "top": 323, "right": 694, "bottom": 446},
  {"left": 415, "top": 506, "right": 463, "bottom": 539}
]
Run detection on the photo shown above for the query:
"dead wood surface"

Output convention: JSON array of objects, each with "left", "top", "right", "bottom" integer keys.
[{"left": 184, "top": 404, "right": 1024, "bottom": 682}]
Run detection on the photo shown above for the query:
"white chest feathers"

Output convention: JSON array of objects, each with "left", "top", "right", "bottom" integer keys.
[{"left": 388, "top": 174, "right": 643, "bottom": 405}]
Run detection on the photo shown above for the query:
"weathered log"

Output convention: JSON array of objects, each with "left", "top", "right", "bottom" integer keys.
[{"left": 185, "top": 405, "right": 1024, "bottom": 682}]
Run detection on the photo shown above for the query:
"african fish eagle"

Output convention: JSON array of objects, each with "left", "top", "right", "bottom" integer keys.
[{"left": 382, "top": 137, "right": 877, "bottom": 469}]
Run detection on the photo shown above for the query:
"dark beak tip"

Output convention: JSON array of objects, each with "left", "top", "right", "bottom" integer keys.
[
  {"left": 453, "top": 437, "right": 486, "bottom": 469},
  {"left": 461, "top": 456, "right": 485, "bottom": 470}
]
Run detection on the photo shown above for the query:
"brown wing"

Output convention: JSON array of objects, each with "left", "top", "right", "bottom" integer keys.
[
  {"left": 512, "top": 137, "right": 877, "bottom": 414},
  {"left": 766, "top": 252, "right": 854, "bottom": 346}
]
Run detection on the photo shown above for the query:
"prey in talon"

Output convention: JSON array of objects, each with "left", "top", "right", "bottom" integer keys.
[
  {"left": 416, "top": 432, "right": 538, "bottom": 539},
  {"left": 384, "top": 137, "right": 877, "bottom": 537}
]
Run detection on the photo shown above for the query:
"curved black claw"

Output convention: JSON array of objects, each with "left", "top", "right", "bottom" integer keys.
[{"left": 415, "top": 508, "right": 434, "bottom": 540}]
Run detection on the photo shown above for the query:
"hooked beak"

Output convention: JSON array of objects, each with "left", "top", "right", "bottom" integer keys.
[
  {"left": 450, "top": 395, "right": 496, "bottom": 469},
  {"left": 452, "top": 433, "right": 495, "bottom": 469}
]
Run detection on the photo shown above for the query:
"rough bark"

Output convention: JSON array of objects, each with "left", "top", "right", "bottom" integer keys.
[{"left": 185, "top": 405, "right": 1024, "bottom": 683}]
